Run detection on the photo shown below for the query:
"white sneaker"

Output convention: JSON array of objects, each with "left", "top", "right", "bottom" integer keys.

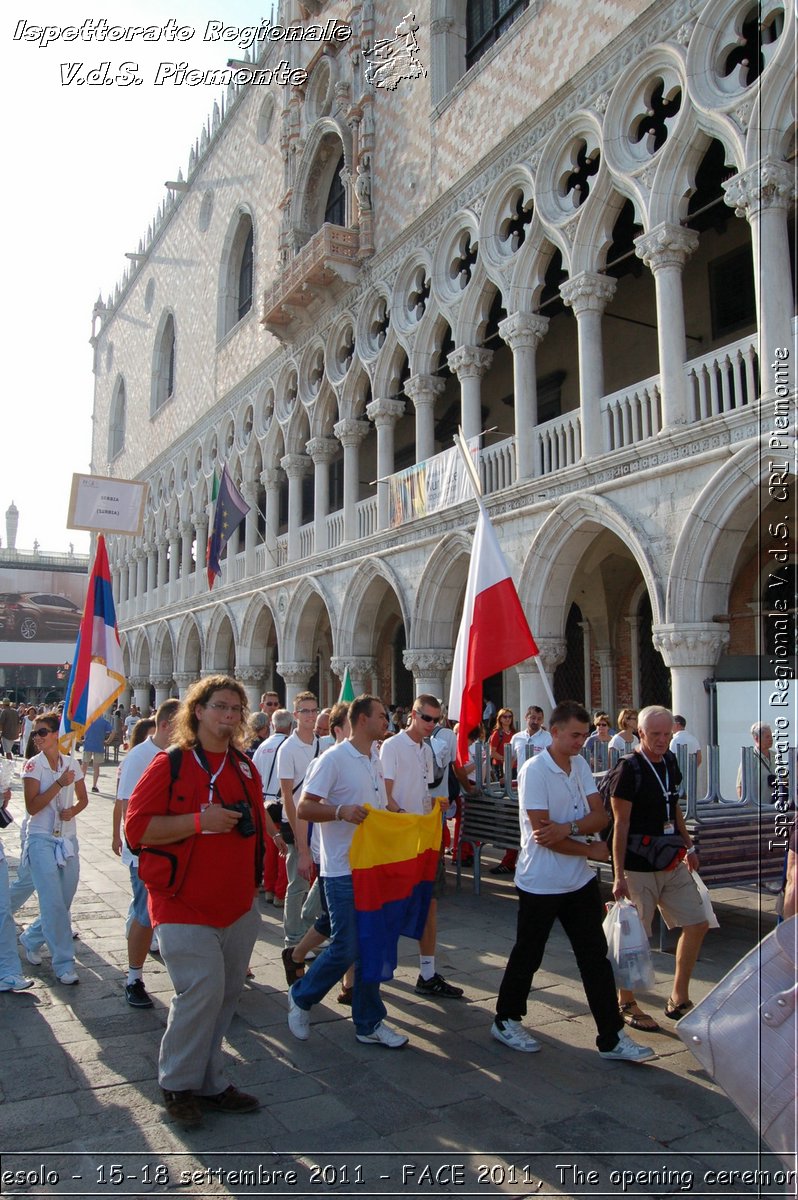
[
  {"left": 491, "top": 1018, "right": 542, "bottom": 1053},
  {"left": 0, "top": 975, "right": 34, "bottom": 992},
  {"left": 58, "top": 971, "right": 79, "bottom": 986},
  {"left": 287, "top": 984, "right": 310, "bottom": 1041},
  {"left": 22, "top": 945, "right": 43, "bottom": 966},
  {"left": 356, "top": 1021, "right": 408, "bottom": 1048},
  {"left": 599, "top": 1029, "right": 656, "bottom": 1062}
]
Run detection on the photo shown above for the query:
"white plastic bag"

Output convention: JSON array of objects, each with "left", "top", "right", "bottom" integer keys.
[
  {"left": 690, "top": 870, "right": 719, "bottom": 929},
  {"left": 603, "top": 898, "right": 655, "bottom": 990}
]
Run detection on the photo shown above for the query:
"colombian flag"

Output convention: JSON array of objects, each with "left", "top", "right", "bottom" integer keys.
[{"left": 350, "top": 806, "right": 442, "bottom": 983}]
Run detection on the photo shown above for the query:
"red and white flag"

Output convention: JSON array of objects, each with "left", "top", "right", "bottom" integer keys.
[{"left": 448, "top": 506, "right": 538, "bottom": 765}]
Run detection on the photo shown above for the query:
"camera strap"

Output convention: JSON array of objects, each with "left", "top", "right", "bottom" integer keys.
[{"left": 192, "top": 747, "right": 228, "bottom": 807}]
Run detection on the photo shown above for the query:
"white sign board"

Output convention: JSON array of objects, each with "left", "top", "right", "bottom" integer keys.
[
  {"left": 716, "top": 678, "right": 797, "bottom": 802},
  {"left": 67, "top": 474, "right": 148, "bottom": 536}
]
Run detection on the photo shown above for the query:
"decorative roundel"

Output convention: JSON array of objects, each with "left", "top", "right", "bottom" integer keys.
[
  {"left": 535, "top": 120, "right": 603, "bottom": 226},
  {"left": 190, "top": 444, "right": 203, "bottom": 486},
  {"left": 105, "top": 342, "right": 114, "bottom": 372},
  {"left": 275, "top": 371, "right": 299, "bottom": 423},
  {"left": 325, "top": 320, "right": 356, "bottom": 384},
  {"left": 223, "top": 419, "right": 235, "bottom": 455},
  {"left": 299, "top": 343, "right": 325, "bottom": 403},
  {"left": 198, "top": 189, "right": 214, "bottom": 233},
  {"left": 479, "top": 170, "right": 535, "bottom": 272},
  {"left": 240, "top": 404, "right": 254, "bottom": 446},
  {"left": 256, "top": 96, "right": 275, "bottom": 144},
  {"left": 305, "top": 58, "right": 333, "bottom": 122},
  {"left": 603, "top": 57, "right": 685, "bottom": 175},
  {"left": 166, "top": 468, "right": 176, "bottom": 499},
  {"left": 714, "top": 1, "right": 784, "bottom": 94},
  {"left": 179, "top": 456, "right": 189, "bottom": 490},
  {"left": 144, "top": 278, "right": 155, "bottom": 313},
  {"left": 255, "top": 387, "right": 275, "bottom": 435},
  {"left": 391, "top": 259, "right": 432, "bottom": 337},
  {"left": 432, "top": 216, "right": 480, "bottom": 306},
  {"left": 206, "top": 433, "right": 218, "bottom": 472},
  {"left": 355, "top": 288, "right": 391, "bottom": 361}
]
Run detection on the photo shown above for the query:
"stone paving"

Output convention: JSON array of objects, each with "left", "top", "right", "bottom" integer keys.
[{"left": 0, "top": 760, "right": 791, "bottom": 1199}]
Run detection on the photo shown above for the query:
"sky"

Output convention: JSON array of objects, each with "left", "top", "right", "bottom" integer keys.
[{"left": 5, "top": 2, "right": 267, "bottom": 555}]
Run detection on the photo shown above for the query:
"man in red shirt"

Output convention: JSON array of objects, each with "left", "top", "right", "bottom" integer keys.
[{"left": 125, "top": 676, "right": 266, "bottom": 1128}]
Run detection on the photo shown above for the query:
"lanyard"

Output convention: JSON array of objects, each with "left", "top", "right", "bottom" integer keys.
[
  {"left": 193, "top": 748, "right": 227, "bottom": 806},
  {"left": 639, "top": 751, "right": 671, "bottom": 813}
]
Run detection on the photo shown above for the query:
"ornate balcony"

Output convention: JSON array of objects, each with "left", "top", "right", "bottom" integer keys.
[{"left": 262, "top": 224, "right": 361, "bottom": 341}]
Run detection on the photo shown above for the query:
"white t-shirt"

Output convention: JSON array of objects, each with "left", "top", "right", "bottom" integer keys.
[
  {"left": 609, "top": 732, "right": 640, "bottom": 753},
  {"left": 277, "top": 731, "right": 320, "bottom": 790},
  {"left": 23, "top": 751, "right": 83, "bottom": 839},
  {"left": 380, "top": 729, "right": 433, "bottom": 815},
  {"left": 514, "top": 750, "right": 596, "bottom": 896},
  {"left": 304, "top": 740, "right": 387, "bottom": 877},
  {"left": 117, "top": 736, "right": 164, "bottom": 865},
  {"left": 511, "top": 727, "right": 552, "bottom": 766},
  {"left": 670, "top": 729, "right": 700, "bottom": 756},
  {"left": 252, "top": 731, "right": 289, "bottom": 799}
]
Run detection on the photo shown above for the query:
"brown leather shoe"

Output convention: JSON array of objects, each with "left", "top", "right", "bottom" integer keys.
[
  {"left": 199, "top": 1085, "right": 260, "bottom": 1113},
  {"left": 281, "top": 946, "right": 305, "bottom": 987},
  {"left": 161, "top": 1088, "right": 202, "bottom": 1127},
  {"left": 337, "top": 985, "right": 353, "bottom": 1006}
]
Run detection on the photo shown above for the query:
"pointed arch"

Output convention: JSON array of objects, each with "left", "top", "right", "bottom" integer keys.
[{"left": 412, "top": 531, "right": 473, "bottom": 649}]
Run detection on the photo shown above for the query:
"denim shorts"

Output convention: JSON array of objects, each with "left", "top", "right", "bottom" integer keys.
[{"left": 128, "top": 861, "right": 152, "bottom": 929}]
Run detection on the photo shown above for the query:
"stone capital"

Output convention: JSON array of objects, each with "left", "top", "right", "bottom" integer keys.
[
  {"left": 366, "top": 397, "right": 406, "bottom": 428},
  {"left": 306, "top": 436, "right": 339, "bottom": 465},
  {"left": 128, "top": 676, "right": 148, "bottom": 689},
  {"left": 173, "top": 673, "right": 195, "bottom": 688},
  {"left": 723, "top": 159, "right": 797, "bottom": 218},
  {"left": 334, "top": 418, "right": 370, "bottom": 448},
  {"left": 277, "top": 660, "right": 314, "bottom": 686},
  {"left": 280, "top": 453, "right": 312, "bottom": 479},
  {"left": 260, "top": 467, "right": 284, "bottom": 489},
  {"left": 534, "top": 638, "right": 567, "bottom": 673},
  {"left": 241, "top": 479, "right": 258, "bottom": 501},
  {"left": 236, "top": 667, "right": 263, "bottom": 684},
  {"left": 404, "top": 374, "right": 446, "bottom": 408},
  {"left": 191, "top": 511, "right": 207, "bottom": 528},
  {"left": 402, "top": 648, "right": 454, "bottom": 675},
  {"left": 167, "top": 527, "right": 180, "bottom": 544},
  {"left": 651, "top": 623, "right": 730, "bottom": 668},
  {"left": 634, "top": 223, "right": 699, "bottom": 272},
  {"left": 150, "top": 674, "right": 172, "bottom": 687},
  {"left": 447, "top": 345, "right": 494, "bottom": 379},
  {"left": 330, "top": 656, "right": 376, "bottom": 678},
  {"left": 499, "top": 311, "right": 549, "bottom": 350},
  {"left": 560, "top": 271, "right": 617, "bottom": 314},
  {"left": 180, "top": 520, "right": 193, "bottom": 537}
]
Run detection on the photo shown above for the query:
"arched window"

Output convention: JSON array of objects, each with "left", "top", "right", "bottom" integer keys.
[
  {"left": 152, "top": 313, "right": 176, "bottom": 415},
  {"left": 108, "top": 379, "right": 126, "bottom": 460},
  {"left": 219, "top": 212, "right": 255, "bottom": 337},
  {"left": 466, "top": 0, "right": 529, "bottom": 69},
  {"left": 238, "top": 225, "right": 254, "bottom": 321},
  {"left": 324, "top": 155, "right": 346, "bottom": 227}
]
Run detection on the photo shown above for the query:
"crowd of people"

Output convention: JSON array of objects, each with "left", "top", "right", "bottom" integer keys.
[{"left": 0, "top": 686, "right": 794, "bottom": 1131}]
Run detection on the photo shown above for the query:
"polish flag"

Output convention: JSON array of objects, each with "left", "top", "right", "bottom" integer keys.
[{"left": 448, "top": 506, "right": 538, "bottom": 765}]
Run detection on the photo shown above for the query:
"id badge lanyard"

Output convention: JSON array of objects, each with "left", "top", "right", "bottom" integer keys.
[
  {"left": 639, "top": 751, "right": 674, "bottom": 833},
  {"left": 193, "top": 749, "right": 228, "bottom": 832}
]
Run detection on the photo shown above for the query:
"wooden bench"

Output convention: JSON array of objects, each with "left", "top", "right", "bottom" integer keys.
[{"left": 455, "top": 788, "right": 520, "bottom": 894}]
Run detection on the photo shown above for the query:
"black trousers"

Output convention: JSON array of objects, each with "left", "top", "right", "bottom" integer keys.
[{"left": 496, "top": 876, "right": 622, "bottom": 1051}]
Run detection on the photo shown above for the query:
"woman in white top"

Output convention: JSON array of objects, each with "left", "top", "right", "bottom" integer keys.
[
  {"left": 608, "top": 708, "right": 640, "bottom": 756},
  {"left": 20, "top": 712, "right": 88, "bottom": 985}
]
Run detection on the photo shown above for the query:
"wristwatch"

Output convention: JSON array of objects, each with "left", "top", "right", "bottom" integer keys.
[{"left": 569, "top": 821, "right": 580, "bottom": 836}]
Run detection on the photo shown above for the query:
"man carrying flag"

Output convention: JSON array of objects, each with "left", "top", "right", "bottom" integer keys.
[{"left": 207, "top": 463, "right": 250, "bottom": 590}]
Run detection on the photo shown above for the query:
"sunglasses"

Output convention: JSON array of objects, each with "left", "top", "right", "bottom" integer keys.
[
  {"left": 414, "top": 712, "right": 436, "bottom": 724},
  {"left": 264, "top": 701, "right": 278, "bottom": 707},
  {"left": 33, "top": 729, "right": 53, "bottom": 737}
]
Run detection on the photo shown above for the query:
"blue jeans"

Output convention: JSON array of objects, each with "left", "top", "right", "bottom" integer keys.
[
  {"left": 291, "top": 873, "right": 386, "bottom": 1036},
  {"left": 126, "top": 861, "right": 151, "bottom": 933},
  {"left": 0, "top": 856, "right": 26, "bottom": 982},
  {"left": 21, "top": 835, "right": 79, "bottom": 977}
]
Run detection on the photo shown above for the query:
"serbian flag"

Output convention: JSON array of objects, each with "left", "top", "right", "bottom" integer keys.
[
  {"left": 448, "top": 503, "right": 538, "bottom": 766},
  {"left": 59, "top": 534, "right": 125, "bottom": 753},
  {"left": 207, "top": 463, "right": 250, "bottom": 589},
  {"left": 351, "top": 806, "right": 442, "bottom": 982}
]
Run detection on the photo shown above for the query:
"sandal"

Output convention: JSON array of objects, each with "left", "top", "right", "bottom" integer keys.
[
  {"left": 664, "top": 998, "right": 693, "bottom": 1020},
  {"left": 337, "top": 985, "right": 353, "bottom": 1006},
  {"left": 620, "top": 1002, "right": 661, "bottom": 1032},
  {"left": 281, "top": 946, "right": 305, "bottom": 987}
]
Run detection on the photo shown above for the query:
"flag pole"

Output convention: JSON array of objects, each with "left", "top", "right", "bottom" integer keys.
[{"left": 452, "top": 430, "right": 556, "bottom": 712}]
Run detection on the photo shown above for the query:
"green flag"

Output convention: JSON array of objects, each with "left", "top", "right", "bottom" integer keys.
[{"left": 339, "top": 666, "right": 355, "bottom": 703}]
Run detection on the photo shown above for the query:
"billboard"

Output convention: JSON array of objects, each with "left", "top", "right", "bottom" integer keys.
[{"left": 0, "top": 564, "right": 89, "bottom": 666}]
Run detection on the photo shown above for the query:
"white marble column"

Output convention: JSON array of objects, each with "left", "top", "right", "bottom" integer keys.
[
  {"left": 447, "top": 346, "right": 493, "bottom": 442},
  {"left": 241, "top": 480, "right": 258, "bottom": 576},
  {"left": 533, "top": 638, "right": 567, "bottom": 704},
  {"left": 192, "top": 513, "right": 208, "bottom": 594},
  {"left": 402, "top": 649, "right": 453, "bottom": 701},
  {"left": 366, "top": 397, "right": 406, "bottom": 530},
  {"left": 168, "top": 527, "right": 181, "bottom": 599},
  {"left": 334, "top": 418, "right": 370, "bottom": 543},
  {"left": 723, "top": 159, "right": 797, "bottom": 396},
  {"left": 307, "top": 436, "right": 338, "bottom": 555},
  {"left": 280, "top": 453, "right": 312, "bottom": 562},
  {"left": 595, "top": 648, "right": 616, "bottom": 718},
  {"left": 560, "top": 271, "right": 617, "bottom": 459},
  {"left": 157, "top": 538, "right": 168, "bottom": 603},
  {"left": 277, "top": 660, "right": 314, "bottom": 710},
  {"left": 499, "top": 312, "right": 550, "bottom": 480},
  {"left": 515, "top": 657, "right": 555, "bottom": 719},
  {"left": 173, "top": 672, "right": 195, "bottom": 699},
  {"left": 261, "top": 467, "right": 282, "bottom": 567},
  {"left": 145, "top": 542, "right": 157, "bottom": 607},
  {"left": 134, "top": 549, "right": 147, "bottom": 617},
  {"left": 652, "top": 623, "right": 730, "bottom": 792},
  {"left": 634, "top": 224, "right": 699, "bottom": 430},
  {"left": 404, "top": 374, "right": 445, "bottom": 464},
  {"left": 180, "top": 522, "right": 194, "bottom": 599},
  {"left": 130, "top": 677, "right": 151, "bottom": 717},
  {"left": 236, "top": 668, "right": 263, "bottom": 715},
  {"left": 152, "top": 676, "right": 172, "bottom": 709}
]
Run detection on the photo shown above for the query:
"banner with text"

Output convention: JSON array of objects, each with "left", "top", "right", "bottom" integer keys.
[{"left": 389, "top": 439, "right": 480, "bottom": 528}]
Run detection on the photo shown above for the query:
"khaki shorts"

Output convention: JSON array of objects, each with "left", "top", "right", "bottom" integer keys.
[
  {"left": 83, "top": 750, "right": 104, "bottom": 766},
  {"left": 625, "top": 863, "right": 706, "bottom": 933}
]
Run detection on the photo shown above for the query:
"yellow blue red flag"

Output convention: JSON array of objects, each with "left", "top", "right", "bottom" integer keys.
[{"left": 350, "top": 806, "right": 442, "bottom": 982}]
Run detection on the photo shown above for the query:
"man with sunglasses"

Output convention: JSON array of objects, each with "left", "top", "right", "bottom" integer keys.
[
  {"left": 380, "top": 695, "right": 463, "bottom": 998},
  {"left": 259, "top": 691, "right": 280, "bottom": 735}
]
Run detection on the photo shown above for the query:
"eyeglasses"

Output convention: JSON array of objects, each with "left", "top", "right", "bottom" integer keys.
[
  {"left": 500, "top": 714, "right": 513, "bottom": 720},
  {"left": 206, "top": 703, "right": 243, "bottom": 715},
  {"left": 414, "top": 711, "right": 436, "bottom": 724},
  {"left": 264, "top": 701, "right": 278, "bottom": 707},
  {"left": 33, "top": 729, "right": 53, "bottom": 737},
  {"left": 296, "top": 708, "right": 318, "bottom": 716}
]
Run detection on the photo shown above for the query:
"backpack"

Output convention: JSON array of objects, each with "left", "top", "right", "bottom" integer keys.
[
  {"left": 598, "top": 749, "right": 680, "bottom": 847},
  {"left": 425, "top": 732, "right": 447, "bottom": 792}
]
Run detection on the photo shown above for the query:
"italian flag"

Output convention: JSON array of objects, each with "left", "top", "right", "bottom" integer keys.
[{"left": 448, "top": 504, "right": 538, "bottom": 765}]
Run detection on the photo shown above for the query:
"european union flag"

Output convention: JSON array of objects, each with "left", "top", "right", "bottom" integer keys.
[{"left": 207, "top": 464, "right": 250, "bottom": 589}]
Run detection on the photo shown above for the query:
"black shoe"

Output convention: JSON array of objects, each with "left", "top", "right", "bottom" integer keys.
[
  {"left": 489, "top": 863, "right": 514, "bottom": 875},
  {"left": 162, "top": 1088, "right": 202, "bottom": 1127},
  {"left": 414, "top": 973, "right": 464, "bottom": 998},
  {"left": 199, "top": 1084, "right": 260, "bottom": 1113},
  {"left": 125, "top": 979, "right": 154, "bottom": 1008},
  {"left": 281, "top": 946, "right": 305, "bottom": 987},
  {"left": 91, "top": 786, "right": 100, "bottom": 793}
]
